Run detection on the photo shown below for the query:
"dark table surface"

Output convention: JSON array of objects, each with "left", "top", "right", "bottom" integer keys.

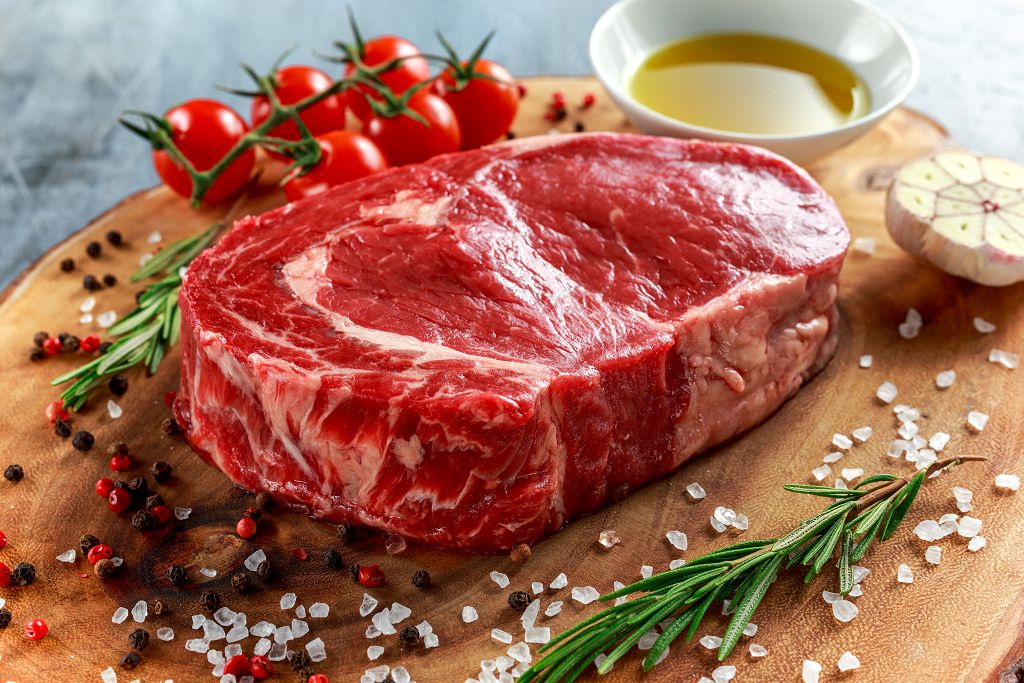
[{"left": 1, "top": 0, "right": 1022, "bottom": 288}]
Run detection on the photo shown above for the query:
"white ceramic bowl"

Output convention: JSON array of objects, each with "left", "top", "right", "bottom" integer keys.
[{"left": 589, "top": 0, "right": 919, "bottom": 163}]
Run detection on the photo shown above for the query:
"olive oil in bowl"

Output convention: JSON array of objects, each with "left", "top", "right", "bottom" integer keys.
[{"left": 629, "top": 33, "right": 870, "bottom": 136}]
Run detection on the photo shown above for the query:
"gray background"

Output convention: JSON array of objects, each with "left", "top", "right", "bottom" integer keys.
[{"left": 1, "top": 0, "right": 1022, "bottom": 288}]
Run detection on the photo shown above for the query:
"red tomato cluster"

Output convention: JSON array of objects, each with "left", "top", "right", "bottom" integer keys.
[{"left": 144, "top": 29, "right": 518, "bottom": 206}]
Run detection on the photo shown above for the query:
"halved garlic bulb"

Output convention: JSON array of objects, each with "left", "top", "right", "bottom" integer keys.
[{"left": 886, "top": 151, "right": 1024, "bottom": 286}]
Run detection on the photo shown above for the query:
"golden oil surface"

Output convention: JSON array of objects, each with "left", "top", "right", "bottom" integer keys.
[{"left": 630, "top": 33, "right": 870, "bottom": 135}]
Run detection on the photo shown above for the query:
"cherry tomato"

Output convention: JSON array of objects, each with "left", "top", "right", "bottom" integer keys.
[
  {"left": 439, "top": 59, "right": 519, "bottom": 149},
  {"left": 344, "top": 36, "right": 430, "bottom": 122},
  {"left": 283, "top": 131, "right": 388, "bottom": 202},
  {"left": 152, "top": 99, "right": 255, "bottom": 204},
  {"left": 250, "top": 65, "right": 346, "bottom": 159},
  {"left": 363, "top": 92, "right": 460, "bottom": 167}
]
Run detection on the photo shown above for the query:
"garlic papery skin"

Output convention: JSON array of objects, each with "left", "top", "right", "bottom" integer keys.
[{"left": 886, "top": 150, "right": 1024, "bottom": 286}]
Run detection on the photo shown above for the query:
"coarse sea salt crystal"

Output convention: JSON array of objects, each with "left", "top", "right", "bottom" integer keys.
[
  {"left": 508, "top": 641, "right": 532, "bottom": 663},
  {"left": 638, "top": 629, "right": 659, "bottom": 650},
  {"left": 700, "top": 635, "right": 723, "bottom": 650},
  {"left": 974, "top": 316, "right": 997, "bottom": 333},
  {"left": 390, "top": 602, "right": 412, "bottom": 623},
  {"left": 294, "top": 604, "right": 306, "bottom": 619},
  {"left": 712, "top": 664, "right": 737, "bottom": 682},
  {"left": 710, "top": 516, "right": 728, "bottom": 532},
  {"left": 714, "top": 507, "right": 737, "bottom": 524},
  {"left": 57, "top": 549, "right": 77, "bottom": 563},
  {"left": 268, "top": 642, "right": 287, "bottom": 661},
  {"left": 598, "top": 529, "right": 620, "bottom": 549},
  {"left": 990, "top": 349, "right": 1020, "bottom": 369},
  {"left": 280, "top": 593, "right": 297, "bottom": 610},
  {"left": 372, "top": 609, "right": 396, "bottom": 635},
  {"left": 572, "top": 586, "right": 600, "bottom": 605},
  {"left": 214, "top": 607, "right": 236, "bottom": 625},
  {"left": 859, "top": 354, "right": 873, "bottom": 368},
  {"left": 666, "top": 530, "right": 688, "bottom": 551},
  {"left": 365, "top": 624, "right": 381, "bottom": 639},
  {"left": 250, "top": 621, "right": 274, "bottom": 637},
  {"left": 79, "top": 313, "right": 93, "bottom": 324},
  {"left": 416, "top": 620, "right": 433, "bottom": 637},
  {"left": 227, "top": 624, "right": 248, "bottom": 642},
  {"left": 876, "top": 381, "right": 898, "bottom": 404},
  {"left": 936, "top": 370, "right": 956, "bottom": 389},
  {"left": 823, "top": 451, "right": 844, "bottom": 463},
  {"left": 392, "top": 667, "right": 411, "bottom": 683},
  {"left": 895, "top": 405, "right": 920, "bottom": 422},
  {"left": 385, "top": 534, "right": 406, "bottom": 555},
  {"left": 750, "top": 643, "right": 768, "bottom": 657},
  {"left": 253, "top": 637, "right": 271, "bottom": 656},
  {"left": 106, "top": 399, "right": 123, "bottom": 419},
  {"left": 897, "top": 564, "right": 914, "bottom": 583},
  {"left": 832, "top": 433, "right": 853, "bottom": 450},
  {"left": 853, "top": 237, "right": 876, "bottom": 255},
  {"left": 526, "top": 626, "right": 551, "bottom": 644},
  {"left": 914, "top": 520, "right": 943, "bottom": 541},
  {"left": 157, "top": 627, "right": 174, "bottom": 641},
  {"left": 686, "top": 482, "right": 706, "bottom": 500},
  {"left": 968, "top": 536, "right": 987, "bottom": 551},
  {"left": 929, "top": 432, "right": 950, "bottom": 451},
  {"left": 244, "top": 549, "right": 266, "bottom": 571},
  {"left": 811, "top": 464, "right": 831, "bottom": 482},
  {"left": 849, "top": 584, "right": 864, "bottom": 597},
  {"left": 531, "top": 581, "right": 544, "bottom": 594},
  {"left": 925, "top": 546, "right": 943, "bottom": 564},
  {"left": 852, "top": 426, "right": 873, "bottom": 442},
  {"left": 802, "top": 659, "right": 822, "bottom": 683},
  {"left": 205, "top": 621, "right": 226, "bottom": 641},
  {"left": 307, "top": 637, "right": 327, "bottom": 662},
  {"left": 549, "top": 573, "right": 568, "bottom": 590},
  {"left": 834, "top": 479, "right": 848, "bottom": 490},
  {"left": 490, "top": 571, "right": 510, "bottom": 588},
  {"left": 958, "top": 515, "right": 982, "bottom": 537},
  {"left": 967, "top": 411, "right": 989, "bottom": 432},
  {"left": 640, "top": 565, "right": 654, "bottom": 579},
  {"left": 360, "top": 593, "right": 379, "bottom": 618},
  {"left": 131, "top": 600, "right": 148, "bottom": 623},
  {"left": 100, "top": 667, "right": 117, "bottom": 683},
  {"left": 174, "top": 507, "right": 192, "bottom": 520},
  {"left": 732, "top": 513, "right": 749, "bottom": 531},
  {"left": 201, "top": 567, "right": 217, "bottom": 578},
  {"left": 148, "top": 231, "right": 163, "bottom": 244},
  {"left": 290, "top": 618, "right": 309, "bottom": 638},
  {"left": 367, "top": 645, "right": 384, "bottom": 661},
  {"left": 544, "top": 601, "right": 563, "bottom": 617},
  {"left": 185, "top": 638, "right": 209, "bottom": 653},
  {"left": 112, "top": 607, "right": 129, "bottom": 624},
  {"left": 613, "top": 581, "right": 627, "bottom": 606},
  {"left": 996, "top": 473, "right": 1021, "bottom": 491},
  {"left": 832, "top": 599, "right": 858, "bottom": 622},
  {"left": 744, "top": 623, "right": 758, "bottom": 637},
  {"left": 899, "top": 421, "right": 919, "bottom": 439},
  {"left": 309, "top": 602, "right": 329, "bottom": 618},
  {"left": 838, "top": 650, "right": 861, "bottom": 672},
  {"left": 521, "top": 600, "right": 541, "bottom": 630},
  {"left": 841, "top": 468, "right": 864, "bottom": 482},
  {"left": 916, "top": 449, "right": 938, "bottom": 471},
  {"left": 192, "top": 614, "right": 206, "bottom": 629},
  {"left": 491, "top": 629, "right": 513, "bottom": 644},
  {"left": 853, "top": 565, "right": 870, "bottom": 584},
  {"left": 424, "top": 632, "right": 439, "bottom": 648},
  {"left": 953, "top": 486, "right": 973, "bottom": 503},
  {"left": 822, "top": 591, "right": 841, "bottom": 604},
  {"left": 670, "top": 559, "right": 686, "bottom": 569},
  {"left": 462, "top": 606, "right": 479, "bottom": 623}
]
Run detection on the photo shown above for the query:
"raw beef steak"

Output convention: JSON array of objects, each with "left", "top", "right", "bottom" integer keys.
[{"left": 176, "top": 133, "right": 849, "bottom": 551}]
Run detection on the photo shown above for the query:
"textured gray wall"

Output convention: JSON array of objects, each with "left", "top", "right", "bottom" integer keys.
[{"left": 1, "top": 0, "right": 1021, "bottom": 288}]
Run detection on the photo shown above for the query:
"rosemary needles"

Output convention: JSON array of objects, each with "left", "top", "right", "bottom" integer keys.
[{"left": 520, "top": 456, "right": 984, "bottom": 683}]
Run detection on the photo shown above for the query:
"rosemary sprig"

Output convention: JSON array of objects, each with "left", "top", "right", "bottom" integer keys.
[{"left": 520, "top": 456, "right": 985, "bottom": 682}]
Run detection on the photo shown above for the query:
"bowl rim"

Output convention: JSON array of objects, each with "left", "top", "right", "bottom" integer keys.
[{"left": 588, "top": 0, "right": 920, "bottom": 143}]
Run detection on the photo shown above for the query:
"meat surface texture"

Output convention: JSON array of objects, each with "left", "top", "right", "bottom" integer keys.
[{"left": 176, "top": 133, "right": 849, "bottom": 551}]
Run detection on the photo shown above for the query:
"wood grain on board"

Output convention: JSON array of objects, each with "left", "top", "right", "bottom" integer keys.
[{"left": 0, "top": 77, "right": 1021, "bottom": 682}]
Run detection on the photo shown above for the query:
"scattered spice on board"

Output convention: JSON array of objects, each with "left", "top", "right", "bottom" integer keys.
[
  {"left": 105, "top": 230, "right": 123, "bottom": 247},
  {"left": 60, "top": 257, "right": 75, "bottom": 272},
  {"left": 85, "top": 241, "right": 102, "bottom": 258},
  {"left": 4, "top": 464, "right": 24, "bottom": 482},
  {"left": 411, "top": 569, "right": 431, "bottom": 590}
]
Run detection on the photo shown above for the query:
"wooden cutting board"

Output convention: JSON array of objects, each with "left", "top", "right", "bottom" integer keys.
[{"left": 1, "top": 76, "right": 1022, "bottom": 683}]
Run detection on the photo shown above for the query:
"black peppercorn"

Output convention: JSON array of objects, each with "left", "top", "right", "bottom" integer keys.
[
  {"left": 231, "top": 572, "right": 254, "bottom": 594},
  {"left": 126, "top": 476, "right": 149, "bottom": 507},
  {"left": 3, "top": 464, "right": 24, "bottom": 482},
  {"left": 324, "top": 548, "right": 344, "bottom": 570},
  {"left": 412, "top": 569, "right": 432, "bottom": 590},
  {"left": 0, "top": 608, "right": 11, "bottom": 628},
  {"left": 151, "top": 599, "right": 166, "bottom": 616},
  {"left": 83, "top": 274, "right": 102, "bottom": 291},
  {"left": 80, "top": 534, "right": 101, "bottom": 556},
  {"left": 254, "top": 492, "right": 272, "bottom": 509},
  {"left": 109, "top": 442, "right": 128, "bottom": 456},
  {"left": 29, "top": 347, "right": 46, "bottom": 362},
  {"left": 103, "top": 273, "right": 118, "bottom": 287},
  {"left": 95, "top": 558, "right": 117, "bottom": 579},
  {"left": 109, "top": 374, "right": 129, "bottom": 396},
  {"left": 152, "top": 461, "right": 172, "bottom": 483},
  {"left": 287, "top": 650, "right": 311, "bottom": 671},
  {"left": 348, "top": 563, "right": 360, "bottom": 582},
  {"left": 59, "top": 332, "right": 80, "bottom": 353},
  {"left": 98, "top": 340, "right": 113, "bottom": 354},
  {"left": 145, "top": 493, "right": 165, "bottom": 510},
  {"left": 167, "top": 564, "right": 187, "bottom": 587},
  {"left": 120, "top": 652, "right": 141, "bottom": 670},
  {"left": 106, "top": 230, "right": 123, "bottom": 247},
  {"left": 71, "top": 430, "right": 95, "bottom": 452},
  {"left": 128, "top": 627, "right": 149, "bottom": 652},
  {"left": 508, "top": 590, "right": 531, "bottom": 613},
  {"left": 11, "top": 562, "right": 36, "bottom": 586},
  {"left": 54, "top": 419, "right": 72, "bottom": 439},
  {"left": 131, "top": 509, "right": 157, "bottom": 532},
  {"left": 33, "top": 331, "right": 49, "bottom": 348},
  {"left": 574, "top": 121, "right": 586, "bottom": 133},
  {"left": 256, "top": 558, "right": 271, "bottom": 581},
  {"left": 200, "top": 591, "right": 221, "bottom": 611},
  {"left": 86, "top": 241, "right": 102, "bottom": 258},
  {"left": 336, "top": 522, "right": 357, "bottom": 543},
  {"left": 60, "top": 258, "right": 75, "bottom": 272},
  {"left": 399, "top": 625, "right": 420, "bottom": 648},
  {"left": 161, "top": 417, "right": 180, "bottom": 435},
  {"left": 243, "top": 507, "right": 263, "bottom": 523},
  {"left": 506, "top": 130, "right": 516, "bottom": 140}
]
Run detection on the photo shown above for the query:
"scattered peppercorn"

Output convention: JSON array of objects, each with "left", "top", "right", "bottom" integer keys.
[
  {"left": 24, "top": 618, "right": 47, "bottom": 640},
  {"left": 107, "top": 441, "right": 128, "bottom": 455},
  {"left": 81, "top": 333, "right": 101, "bottom": 353},
  {"left": 162, "top": 390, "right": 177, "bottom": 408},
  {"left": 126, "top": 475, "right": 149, "bottom": 501},
  {"left": 33, "top": 331, "right": 49, "bottom": 348},
  {"left": 161, "top": 417, "right": 180, "bottom": 435},
  {"left": 231, "top": 572, "right": 254, "bottom": 595},
  {"left": 59, "top": 332, "right": 81, "bottom": 353},
  {"left": 145, "top": 494, "right": 165, "bottom": 510},
  {"left": 574, "top": 121, "right": 585, "bottom": 133},
  {"left": 324, "top": 549, "right": 344, "bottom": 570},
  {"left": 236, "top": 517, "right": 257, "bottom": 539},
  {"left": 95, "top": 558, "right": 117, "bottom": 579},
  {"left": 0, "top": 608, "right": 11, "bottom": 629},
  {"left": 200, "top": 590, "right": 221, "bottom": 611},
  {"left": 110, "top": 453, "right": 131, "bottom": 472},
  {"left": 108, "top": 374, "right": 129, "bottom": 396},
  {"left": 336, "top": 522, "right": 357, "bottom": 543},
  {"left": 98, "top": 340, "right": 113, "bottom": 354},
  {"left": 85, "top": 241, "right": 102, "bottom": 258},
  {"left": 120, "top": 652, "right": 141, "bottom": 670},
  {"left": 250, "top": 654, "right": 274, "bottom": 679},
  {"left": 103, "top": 273, "right": 118, "bottom": 287},
  {"left": 399, "top": 625, "right": 420, "bottom": 648},
  {"left": 29, "top": 348, "right": 46, "bottom": 362},
  {"left": 358, "top": 564, "right": 385, "bottom": 588},
  {"left": 131, "top": 509, "right": 157, "bottom": 532},
  {"left": 223, "top": 654, "right": 251, "bottom": 677},
  {"left": 151, "top": 599, "right": 166, "bottom": 616},
  {"left": 152, "top": 461, "right": 172, "bottom": 483},
  {"left": 71, "top": 430, "right": 95, "bottom": 452},
  {"left": 287, "top": 650, "right": 312, "bottom": 671},
  {"left": 299, "top": 668, "right": 318, "bottom": 682},
  {"left": 43, "top": 336, "right": 63, "bottom": 356},
  {"left": 60, "top": 257, "right": 75, "bottom": 272},
  {"left": 83, "top": 274, "right": 102, "bottom": 291},
  {"left": 411, "top": 569, "right": 432, "bottom": 590},
  {"left": 0, "top": 562, "right": 10, "bottom": 587},
  {"left": 11, "top": 563, "right": 36, "bottom": 587},
  {"left": 167, "top": 564, "right": 187, "bottom": 587},
  {"left": 79, "top": 534, "right": 101, "bottom": 556},
  {"left": 581, "top": 92, "right": 596, "bottom": 109},
  {"left": 243, "top": 507, "right": 263, "bottom": 523},
  {"left": 54, "top": 419, "right": 72, "bottom": 439},
  {"left": 0, "top": 530, "right": 6, "bottom": 549},
  {"left": 506, "top": 130, "right": 516, "bottom": 140},
  {"left": 128, "top": 627, "right": 150, "bottom": 652},
  {"left": 150, "top": 505, "right": 172, "bottom": 525},
  {"left": 106, "top": 230, "right": 124, "bottom": 247},
  {"left": 4, "top": 464, "right": 24, "bottom": 482},
  {"left": 509, "top": 542, "right": 532, "bottom": 564},
  {"left": 87, "top": 544, "right": 113, "bottom": 564},
  {"left": 256, "top": 558, "right": 271, "bottom": 581},
  {"left": 508, "top": 590, "right": 531, "bottom": 613},
  {"left": 254, "top": 492, "right": 272, "bottom": 509}
]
